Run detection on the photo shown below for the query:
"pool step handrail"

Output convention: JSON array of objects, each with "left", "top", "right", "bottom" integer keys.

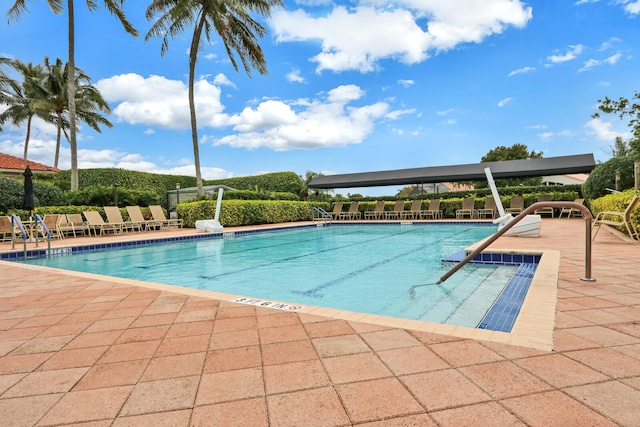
[
  {"left": 10, "top": 215, "right": 28, "bottom": 258},
  {"left": 33, "top": 214, "right": 52, "bottom": 256},
  {"left": 438, "top": 202, "right": 595, "bottom": 284},
  {"left": 312, "top": 207, "right": 332, "bottom": 222}
]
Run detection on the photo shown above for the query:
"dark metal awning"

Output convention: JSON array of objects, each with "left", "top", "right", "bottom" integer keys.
[{"left": 308, "top": 153, "right": 596, "bottom": 189}]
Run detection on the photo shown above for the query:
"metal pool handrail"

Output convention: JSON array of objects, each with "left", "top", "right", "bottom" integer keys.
[{"left": 438, "top": 201, "right": 595, "bottom": 284}]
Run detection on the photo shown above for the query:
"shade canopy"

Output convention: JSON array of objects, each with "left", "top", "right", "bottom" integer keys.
[{"left": 308, "top": 153, "right": 596, "bottom": 189}]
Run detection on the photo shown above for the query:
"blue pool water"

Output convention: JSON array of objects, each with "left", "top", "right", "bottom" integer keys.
[{"left": 22, "top": 223, "right": 531, "bottom": 329}]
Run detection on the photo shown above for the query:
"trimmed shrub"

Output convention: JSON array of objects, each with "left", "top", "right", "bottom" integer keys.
[
  {"left": 589, "top": 190, "right": 640, "bottom": 236},
  {"left": 583, "top": 157, "right": 637, "bottom": 201}
]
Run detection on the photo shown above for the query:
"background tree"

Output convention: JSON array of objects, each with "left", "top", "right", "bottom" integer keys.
[
  {"left": 476, "top": 143, "right": 544, "bottom": 188},
  {"left": 608, "top": 136, "right": 632, "bottom": 159},
  {"left": 146, "top": 0, "right": 284, "bottom": 197},
  {"left": 7, "top": 0, "right": 138, "bottom": 190},
  {"left": 593, "top": 92, "right": 640, "bottom": 158}
]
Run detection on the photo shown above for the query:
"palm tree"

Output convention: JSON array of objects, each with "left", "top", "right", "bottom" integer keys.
[
  {"left": 146, "top": 0, "right": 283, "bottom": 196},
  {"left": 7, "top": 1, "right": 138, "bottom": 190},
  {"left": 0, "top": 59, "right": 53, "bottom": 160},
  {"left": 41, "top": 57, "right": 113, "bottom": 168}
]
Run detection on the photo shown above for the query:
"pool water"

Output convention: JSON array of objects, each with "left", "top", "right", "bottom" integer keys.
[{"left": 23, "top": 223, "right": 523, "bottom": 328}]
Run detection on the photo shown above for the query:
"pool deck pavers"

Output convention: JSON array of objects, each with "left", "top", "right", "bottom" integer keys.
[{"left": 0, "top": 219, "right": 639, "bottom": 426}]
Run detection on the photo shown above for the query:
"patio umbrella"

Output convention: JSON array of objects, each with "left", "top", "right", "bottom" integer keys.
[{"left": 22, "top": 166, "right": 35, "bottom": 218}]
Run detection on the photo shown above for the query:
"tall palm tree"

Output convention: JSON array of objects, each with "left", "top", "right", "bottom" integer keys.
[
  {"left": 7, "top": 0, "right": 138, "bottom": 190},
  {"left": 146, "top": 0, "right": 284, "bottom": 196},
  {"left": 42, "top": 57, "right": 113, "bottom": 168},
  {"left": 0, "top": 59, "right": 53, "bottom": 160}
]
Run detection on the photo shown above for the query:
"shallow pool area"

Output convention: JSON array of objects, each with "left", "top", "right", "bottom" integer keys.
[{"left": 19, "top": 223, "right": 537, "bottom": 331}]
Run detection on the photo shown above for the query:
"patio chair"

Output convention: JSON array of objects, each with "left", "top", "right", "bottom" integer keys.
[
  {"left": 505, "top": 195, "right": 524, "bottom": 215},
  {"left": 477, "top": 197, "right": 497, "bottom": 219},
  {"left": 57, "top": 215, "right": 76, "bottom": 238},
  {"left": 66, "top": 213, "right": 90, "bottom": 236},
  {"left": 330, "top": 202, "right": 344, "bottom": 220},
  {"left": 149, "top": 205, "right": 183, "bottom": 229},
  {"left": 104, "top": 206, "right": 142, "bottom": 233},
  {"left": 385, "top": 200, "right": 406, "bottom": 219},
  {"left": 423, "top": 199, "right": 442, "bottom": 219},
  {"left": 83, "top": 210, "right": 122, "bottom": 236},
  {"left": 37, "top": 214, "right": 63, "bottom": 239},
  {"left": 534, "top": 194, "right": 554, "bottom": 217},
  {"left": 456, "top": 197, "right": 476, "bottom": 219},
  {"left": 338, "top": 202, "right": 361, "bottom": 220},
  {"left": 364, "top": 200, "right": 386, "bottom": 220},
  {"left": 0, "top": 216, "right": 16, "bottom": 242},
  {"left": 402, "top": 199, "right": 424, "bottom": 220},
  {"left": 558, "top": 199, "right": 585, "bottom": 218},
  {"left": 126, "top": 206, "right": 162, "bottom": 231},
  {"left": 592, "top": 195, "right": 640, "bottom": 241}
]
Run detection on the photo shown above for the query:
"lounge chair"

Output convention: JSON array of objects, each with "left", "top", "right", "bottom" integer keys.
[
  {"left": 364, "top": 201, "right": 386, "bottom": 220},
  {"left": 56, "top": 215, "right": 76, "bottom": 238},
  {"left": 533, "top": 194, "right": 554, "bottom": 217},
  {"left": 83, "top": 211, "right": 122, "bottom": 236},
  {"left": 149, "top": 205, "right": 183, "bottom": 229},
  {"left": 104, "top": 206, "right": 142, "bottom": 233},
  {"left": 477, "top": 197, "right": 496, "bottom": 218},
  {"left": 330, "top": 202, "right": 344, "bottom": 220},
  {"left": 423, "top": 199, "right": 442, "bottom": 219},
  {"left": 385, "top": 200, "right": 406, "bottom": 219},
  {"left": 456, "top": 197, "right": 476, "bottom": 219},
  {"left": 402, "top": 199, "right": 424, "bottom": 220},
  {"left": 338, "top": 202, "right": 361, "bottom": 220},
  {"left": 126, "top": 206, "right": 162, "bottom": 231},
  {"left": 0, "top": 216, "right": 16, "bottom": 242},
  {"left": 558, "top": 198, "right": 585, "bottom": 218},
  {"left": 65, "top": 213, "right": 90, "bottom": 236},
  {"left": 592, "top": 195, "right": 640, "bottom": 241},
  {"left": 37, "top": 214, "right": 63, "bottom": 239},
  {"left": 505, "top": 195, "right": 524, "bottom": 215}
]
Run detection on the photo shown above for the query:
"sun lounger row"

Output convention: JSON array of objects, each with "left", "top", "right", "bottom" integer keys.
[{"left": 331, "top": 200, "right": 443, "bottom": 220}]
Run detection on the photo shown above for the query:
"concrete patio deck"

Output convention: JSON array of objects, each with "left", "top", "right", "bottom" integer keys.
[{"left": 0, "top": 219, "right": 639, "bottom": 426}]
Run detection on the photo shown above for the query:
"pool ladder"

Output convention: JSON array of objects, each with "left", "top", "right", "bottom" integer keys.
[
  {"left": 439, "top": 201, "right": 595, "bottom": 284},
  {"left": 10, "top": 214, "right": 51, "bottom": 259},
  {"left": 312, "top": 207, "right": 332, "bottom": 222}
]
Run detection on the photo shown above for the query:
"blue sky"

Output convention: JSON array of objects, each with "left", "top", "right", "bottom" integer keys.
[{"left": 1, "top": 0, "right": 639, "bottom": 195}]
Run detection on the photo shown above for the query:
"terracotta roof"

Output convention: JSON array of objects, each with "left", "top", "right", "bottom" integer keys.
[{"left": 0, "top": 152, "right": 59, "bottom": 173}]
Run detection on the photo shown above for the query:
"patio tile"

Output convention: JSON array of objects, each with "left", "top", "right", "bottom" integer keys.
[
  {"left": 335, "top": 377, "right": 424, "bottom": 424},
  {"left": 215, "top": 305, "right": 256, "bottom": 319},
  {"left": 15, "top": 313, "right": 67, "bottom": 328},
  {"left": 97, "top": 340, "right": 161, "bottom": 364},
  {"left": 564, "top": 347, "right": 640, "bottom": 378},
  {"left": 563, "top": 325, "right": 640, "bottom": 347},
  {"left": 154, "top": 334, "right": 210, "bottom": 357},
  {"left": 85, "top": 317, "right": 137, "bottom": 333},
  {"left": 0, "top": 352, "right": 54, "bottom": 374},
  {"left": 11, "top": 335, "right": 74, "bottom": 355},
  {"left": 112, "top": 409, "right": 192, "bottom": 427},
  {"left": 0, "top": 373, "right": 26, "bottom": 394},
  {"left": 400, "top": 369, "right": 491, "bottom": 411},
  {"left": 267, "top": 387, "right": 350, "bottom": 427},
  {"left": 430, "top": 402, "right": 526, "bottom": 427},
  {"left": 64, "top": 330, "right": 124, "bottom": 349},
  {"left": 203, "top": 345, "right": 262, "bottom": 373},
  {"left": 195, "top": 367, "right": 264, "bottom": 405},
  {"left": 261, "top": 339, "right": 318, "bottom": 365},
  {"left": 311, "top": 334, "right": 370, "bottom": 358},
  {"left": 501, "top": 390, "right": 619, "bottom": 427},
  {"left": 565, "top": 381, "right": 640, "bottom": 427},
  {"left": 115, "top": 325, "right": 169, "bottom": 344},
  {"left": 303, "top": 319, "right": 355, "bottom": 338},
  {"left": 165, "top": 320, "right": 213, "bottom": 338},
  {"left": 130, "top": 312, "right": 177, "bottom": 328},
  {"left": 36, "top": 321, "right": 92, "bottom": 338},
  {"left": 140, "top": 352, "right": 206, "bottom": 382},
  {"left": 211, "top": 316, "right": 257, "bottom": 333},
  {"left": 263, "top": 359, "right": 330, "bottom": 394},
  {"left": 429, "top": 340, "right": 504, "bottom": 367},
  {"left": 357, "top": 413, "right": 437, "bottom": 426},
  {"left": 3, "top": 367, "right": 88, "bottom": 397},
  {"left": 119, "top": 376, "right": 198, "bottom": 416},
  {"left": 38, "top": 346, "right": 108, "bottom": 370},
  {"left": 256, "top": 312, "right": 301, "bottom": 329},
  {"left": 459, "top": 360, "right": 553, "bottom": 399},
  {"left": 74, "top": 359, "right": 148, "bottom": 390},
  {"left": 376, "top": 345, "right": 450, "bottom": 375},
  {"left": 192, "top": 398, "right": 268, "bottom": 427},
  {"left": 209, "top": 328, "right": 260, "bottom": 350},
  {"left": 258, "top": 324, "right": 308, "bottom": 344},
  {"left": 551, "top": 330, "right": 599, "bottom": 353},
  {"left": 38, "top": 385, "right": 133, "bottom": 425},
  {"left": 360, "top": 329, "right": 422, "bottom": 351},
  {"left": 173, "top": 308, "right": 215, "bottom": 323},
  {"left": 0, "top": 394, "right": 63, "bottom": 427},
  {"left": 514, "top": 353, "right": 609, "bottom": 388},
  {"left": 322, "top": 352, "right": 392, "bottom": 384}
]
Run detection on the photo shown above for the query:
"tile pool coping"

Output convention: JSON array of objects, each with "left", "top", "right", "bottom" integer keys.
[{"left": 1, "top": 221, "right": 558, "bottom": 351}]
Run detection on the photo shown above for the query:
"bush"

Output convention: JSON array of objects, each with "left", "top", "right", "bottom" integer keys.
[
  {"left": 206, "top": 172, "right": 304, "bottom": 196},
  {"left": 583, "top": 157, "right": 638, "bottom": 201},
  {"left": 589, "top": 190, "right": 640, "bottom": 237},
  {"left": 0, "top": 176, "right": 66, "bottom": 214}
]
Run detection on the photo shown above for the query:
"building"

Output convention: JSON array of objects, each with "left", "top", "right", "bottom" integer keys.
[{"left": 0, "top": 152, "right": 59, "bottom": 179}]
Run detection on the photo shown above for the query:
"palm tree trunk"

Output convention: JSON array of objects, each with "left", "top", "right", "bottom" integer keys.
[
  {"left": 54, "top": 113, "right": 63, "bottom": 168},
  {"left": 189, "top": 14, "right": 206, "bottom": 197},
  {"left": 23, "top": 115, "right": 32, "bottom": 160},
  {"left": 67, "top": 0, "right": 79, "bottom": 190}
]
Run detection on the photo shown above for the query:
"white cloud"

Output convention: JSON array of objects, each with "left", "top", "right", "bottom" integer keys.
[
  {"left": 536, "top": 130, "right": 574, "bottom": 140},
  {"left": 286, "top": 69, "right": 306, "bottom": 83},
  {"left": 574, "top": 0, "right": 600, "bottom": 5},
  {"left": 397, "top": 79, "right": 414, "bottom": 87},
  {"left": 498, "top": 97, "right": 512, "bottom": 107},
  {"left": 95, "top": 73, "right": 228, "bottom": 130},
  {"left": 585, "top": 118, "right": 631, "bottom": 141},
  {"left": 436, "top": 108, "right": 455, "bottom": 116},
  {"left": 508, "top": 66, "right": 535, "bottom": 77},
  {"left": 622, "top": 0, "right": 640, "bottom": 15},
  {"left": 213, "top": 73, "right": 236, "bottom": 88},
  {"left": 271, "top": 1, "right": 532, "bottom": 73},
  {"left": 578, "top": 52, "right": 622, "bottom": 72},
  {"left": 547, "top": 44, "right": 584, "bottom": 64},
  {"left": 208, "top": 84, "right": 401, "bottom": 151}
]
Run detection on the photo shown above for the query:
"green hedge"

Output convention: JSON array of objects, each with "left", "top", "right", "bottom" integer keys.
[
  {"left": 590, "top": 190, "right": 640, "bottom": 236},
  {"left": 0, "top": 176, "right": 66, "bottom": 215},
  {"left": 176, "top": 200, "right": 321, "bottom": 227},
  {"left": 206, "top": 172, "right": 304, "bottom": 196}
]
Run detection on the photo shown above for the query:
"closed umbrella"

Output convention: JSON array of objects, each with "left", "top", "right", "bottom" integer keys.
[{"left": 22, "top": 166, "right": 35, "bottom": 218}]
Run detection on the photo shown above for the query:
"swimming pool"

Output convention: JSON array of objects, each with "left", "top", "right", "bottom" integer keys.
[{"left": 21, "top": 223, "right": 535, "bottom": 330}]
